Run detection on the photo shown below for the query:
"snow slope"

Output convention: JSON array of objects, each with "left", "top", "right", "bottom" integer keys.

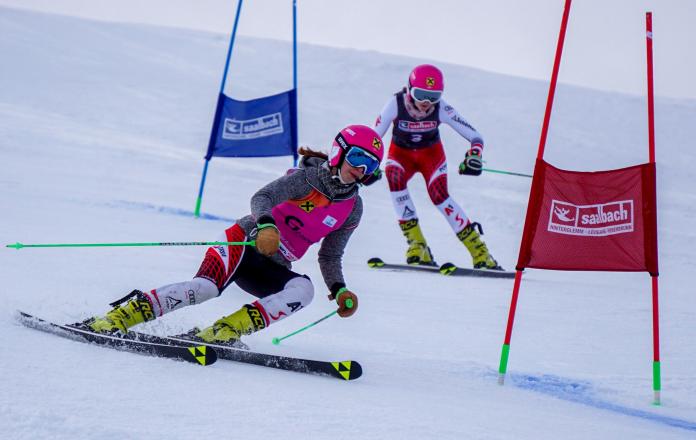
[{"left": 1, "top": 7, "right": 695, "bottom": 439}]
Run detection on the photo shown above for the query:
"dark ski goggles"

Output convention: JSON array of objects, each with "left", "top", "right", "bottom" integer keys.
[
  {"left": 344, "top": 146, "right": 380, "bottom": 175},
  {"left": 410, "top": 87, "right": 442, "bottom": 103}
]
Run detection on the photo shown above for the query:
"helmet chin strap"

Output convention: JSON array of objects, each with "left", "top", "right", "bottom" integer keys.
[
  {"left": 333, "top": 170, "right": 351, "bottom": 185},
  {"left": 331, "top": 164, "right": 353, "bottom": 186}
]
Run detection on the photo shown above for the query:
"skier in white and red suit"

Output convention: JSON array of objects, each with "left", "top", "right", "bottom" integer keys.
[
  {"left": 374, "top": 64, "right": 502, "bottom": 269},
  {"left": 84, "top": 125, "right": 385, "bottom": 346}
]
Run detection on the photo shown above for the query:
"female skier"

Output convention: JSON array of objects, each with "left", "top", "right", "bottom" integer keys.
[
  {"left": 84, "top": 125, "right": 384, "bottom": 345},
  {"left": 374, "top": 64, "right": 502, "bottom": 270}
]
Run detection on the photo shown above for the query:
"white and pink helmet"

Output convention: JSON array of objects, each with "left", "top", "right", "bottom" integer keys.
[
  {"left": 328, "top": 125, "right": 384, "bottom": 175},
  {"left": 408, "top": 64, "right": 444, "bottom": 103}
]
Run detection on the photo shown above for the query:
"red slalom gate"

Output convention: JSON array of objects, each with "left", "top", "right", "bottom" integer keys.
[{"left": 497, "top": 1, "right": 662, "bottom": 405}]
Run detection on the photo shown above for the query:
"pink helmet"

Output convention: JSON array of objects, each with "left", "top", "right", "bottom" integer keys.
[
  {"left": 408, "top": 64, "right": 444, "bottom": 92},
  {"left": 328, "top": 125, "right": 384, "bottom": 175}
]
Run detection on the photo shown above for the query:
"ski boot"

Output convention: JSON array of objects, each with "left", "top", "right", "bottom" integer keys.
[
  {"left": 400, "top": 219, "right": 437, "bottom": 266},
  {"left": 84, "top": 290, "right": 155, "bottom": 334},
  {"left": 457, "top": 222, "right": 503, "bottom": 270},
  {"left": 186, "top": 305, "right": 266, "bottom": 348}
]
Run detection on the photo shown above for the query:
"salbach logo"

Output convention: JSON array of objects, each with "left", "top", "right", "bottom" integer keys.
[
  {"left": 222, "top": 113, "right": 284, "bottom": 140},
  {"left": 548, "top": 199, "right": 634, "bottom": 237},
  {"left": 397, "top": 120, "right": 437, "bottom": 132}
]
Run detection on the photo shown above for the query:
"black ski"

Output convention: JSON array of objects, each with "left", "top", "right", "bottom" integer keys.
[
  {"left": 16, "top": 311, "right": 217, "bottom": 366},
  {"left": 367, "top": 257, "right": 516, "bottom": 279},
  {"left": 126, "top": 332, "right": 362, "bottom": 381}
]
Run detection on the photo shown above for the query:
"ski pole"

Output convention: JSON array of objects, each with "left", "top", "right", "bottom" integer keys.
[
  {"left": 6, "top": 240, "right": 256, "bottom": 250},
  {"left": 483, "top": 168, "right": 533, "bottom": 178},
  {"left": 271, "top": 308, "right": 343, "bottom": 345}
]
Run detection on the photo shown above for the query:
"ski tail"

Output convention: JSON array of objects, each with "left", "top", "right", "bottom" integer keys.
[{"left": 16, "top": 311, "right": 217, "bottom": 366}]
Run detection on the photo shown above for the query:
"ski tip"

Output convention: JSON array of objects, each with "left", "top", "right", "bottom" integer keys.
[
  {"left": 439, "top": 262, "right": 457, "bottom": 275},
  {"left": 348, "top": 361, "right": 363, "bottom": 380},
  {"left": 331, "top": 360, "right": 363, "bottom": 380},
  {"left": 367, "top": 257, "right": 384, "bottom": 268},
  {"left": 187, "top": 345, "right": 218, "bottom": 366}
]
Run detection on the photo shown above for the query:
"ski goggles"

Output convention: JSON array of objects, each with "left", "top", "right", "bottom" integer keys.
[
  {"left": 410, "top": 87, "right": 442, "bottom": 103},
  {"left": 344, "top": 146, "right": 380, "bottom": 175}
]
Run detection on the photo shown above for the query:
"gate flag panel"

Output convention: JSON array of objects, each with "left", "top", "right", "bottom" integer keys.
[
  {"left": 517, "top": 159, "right": 658, "bottom": 273},
  {"left": 205, "top": 89, "right": 297, "bottom": 159}
]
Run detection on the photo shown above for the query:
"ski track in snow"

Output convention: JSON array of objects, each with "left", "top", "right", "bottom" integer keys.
[
  {"left": 106, "top": 200, "right": 236, "bottom": 223},
  {"left": 506, "top": 372, "right": 696, "bottom": 432}
]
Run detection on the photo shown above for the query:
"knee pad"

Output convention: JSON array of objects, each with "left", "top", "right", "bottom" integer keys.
[
  {"left": 284, "top": 275, "right": 315, "bottom": 307},
  {"left": 253, "top": 275, "right": 315, "bottom": 326}
]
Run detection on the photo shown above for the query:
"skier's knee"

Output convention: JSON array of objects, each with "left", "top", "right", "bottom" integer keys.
[
  {"left": 285, "top": 275, "right": 314, "bottom": 307},
  {"left": 427, "top": 175, "right": 449, "bottom": 205},
  {"left": 195, "top": 225, "right": 247, "bottom": 290},
  {"left": 386, "top": 164, "right": 407, "bottom": 191},
  {"left": 253, "top": 276, "right": 314, "bottom": 325}
]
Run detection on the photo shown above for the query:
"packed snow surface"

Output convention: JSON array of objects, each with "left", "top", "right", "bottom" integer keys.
[{"left": 1, "top": 7, "right": 695, "bottom": 439}]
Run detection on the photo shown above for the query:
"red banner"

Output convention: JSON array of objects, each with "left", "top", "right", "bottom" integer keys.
[{"left": 517, "top": 159, "right": 658, "bottom": 274}]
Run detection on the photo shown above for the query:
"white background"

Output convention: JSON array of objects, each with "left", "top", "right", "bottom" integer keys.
[{"left": 1, "top": 0, "right": 695, "bottom": 99}]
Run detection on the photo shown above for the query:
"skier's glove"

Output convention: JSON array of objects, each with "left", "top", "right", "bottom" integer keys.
[
  {"left": 458, "top": 148, "right": 483, "bottom": 176},
  {"left": 360, "top": 168, "right": 382, "bottom": 186},
  {"left": 328, "top": 285, "right": 358, "bottom": 318},
  {"left": 255, "top": 221, "right": 279, "bottom": 256}
]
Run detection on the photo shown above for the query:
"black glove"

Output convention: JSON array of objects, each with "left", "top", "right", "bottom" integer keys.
[
  {"left": 360, "top": 168, "right": 383, "bottom": 186},
  {"left": 458, "top": 148, "right": 483, "bottom": 176}
]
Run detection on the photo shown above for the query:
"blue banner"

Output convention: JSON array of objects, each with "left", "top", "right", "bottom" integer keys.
[{"left": 205, "top": 89, "right": 297, "bottom": 159}]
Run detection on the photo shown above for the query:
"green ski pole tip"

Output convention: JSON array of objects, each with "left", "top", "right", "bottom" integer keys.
[
  {"left": 271, "top": 337, "right": 280, "bottom": 345},
  {"left": 7, "top": 242, "right": 23, "bottom": 249}
]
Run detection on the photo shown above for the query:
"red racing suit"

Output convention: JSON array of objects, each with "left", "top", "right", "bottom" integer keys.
[{"left": 374, "top": 88, "right": 484, "bottom": 234}]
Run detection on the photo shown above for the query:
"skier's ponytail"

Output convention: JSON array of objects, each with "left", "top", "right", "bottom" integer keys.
[{"left": 298, "top": 146, "right": 328, "bottom": 161}]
